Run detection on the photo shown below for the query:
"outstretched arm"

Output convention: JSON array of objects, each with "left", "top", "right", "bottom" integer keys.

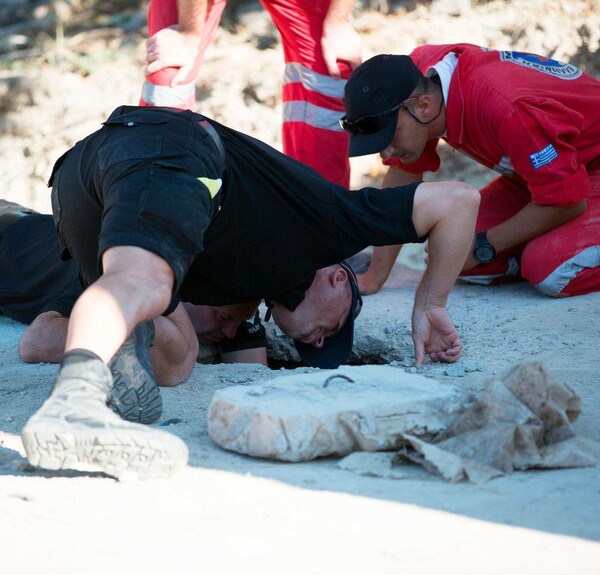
[
  {"left": 410, "top": 181, "right": 480, "bottom": 364},
  {"left": 357, "top": 166, "right": 423, "bottom": 295},
  {"left": 321, "top": 0, "right": 362, "bottom": 78}
]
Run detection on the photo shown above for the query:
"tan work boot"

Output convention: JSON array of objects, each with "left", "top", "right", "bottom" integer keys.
[{"left": 21, "top": 359, "right": 188, "bottom": 480}]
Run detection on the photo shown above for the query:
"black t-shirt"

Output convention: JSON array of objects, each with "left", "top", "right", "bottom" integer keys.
[
  {"left": 180, "top": 119, "right": 424, "bottom": 309},
  {"left": 0, "top": 215, "right": 82, "bottom": 323},
  {"left": 51, "top": 107, "right": 423, "bottom": 312}
]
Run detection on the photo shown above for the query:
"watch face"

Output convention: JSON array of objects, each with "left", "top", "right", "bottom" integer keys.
[{"left": 475, "top": 245, "right": 495, "bottom": 263}]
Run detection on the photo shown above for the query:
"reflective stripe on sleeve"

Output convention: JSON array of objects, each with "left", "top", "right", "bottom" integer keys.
[
  {"left": 283, "top": 101, "right": 345, "bottom": 131},
  {"left": 283, "top": 62, "right": 345, "bottom": 98},
  {"left": 141, "top": 80, "right": 196, "bottom": 107},
  {"left": 458, "top": 257, "right": 521, "bottom": 285},
  {"left": 535, "top": 246, "right": 600, "bottom": 296}
]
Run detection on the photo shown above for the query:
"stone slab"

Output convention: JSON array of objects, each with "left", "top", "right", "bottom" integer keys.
[{"left": 208, "top": 365, "right": 470, "bottom": 462}]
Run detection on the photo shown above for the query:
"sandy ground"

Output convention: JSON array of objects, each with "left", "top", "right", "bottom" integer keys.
[
  {"left": 1, "top": 0, "right": 600, "bottom": 572},
  {"left": 1, "top": 273, "right": 600, "bottom": 573}
]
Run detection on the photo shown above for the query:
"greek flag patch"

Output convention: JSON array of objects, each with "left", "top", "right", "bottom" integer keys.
[{"left": 530, "top": 144, "right": 558, "bottom": 169}]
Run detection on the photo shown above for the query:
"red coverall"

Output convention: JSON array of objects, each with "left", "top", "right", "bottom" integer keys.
[
  {"left": 141, "top": 0, "right": 351, "bottom": 187},
  {"left": 387, "top": 44, "right": 600, "bottom": 297}
]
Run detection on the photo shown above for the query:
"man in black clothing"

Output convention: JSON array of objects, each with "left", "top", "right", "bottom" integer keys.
[
  {"left": 22, "top": 106, "right": 479, "bottom": 480},
  {"left": 0, "top": 205, "right": 81, "bottom": 328},
  {"left": 0, "top": 205, "right": 269, "bottom": 367},
  {"left": 0, "top": 203, "right": 267, "bottom": 421}
]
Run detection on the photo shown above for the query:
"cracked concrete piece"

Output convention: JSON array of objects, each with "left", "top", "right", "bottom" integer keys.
[
  {"left": 399, "top": 433, "right": 505, "bottom": 484},
  {"left": 397, "top": 362, "right": 600, "bottom": 483},
  {"left": 208, "top": 365, "right": 470, "bottom": 462},
  {"left": 338, "top": 452, "right": 408, "bottom": 480}
]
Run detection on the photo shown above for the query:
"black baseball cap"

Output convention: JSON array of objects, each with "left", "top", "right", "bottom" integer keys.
[
  {"left": 294, "top": 261, "right": 363, "bottom": 369},
  {"left": 341, "top": 54, "right": 422, "bottom": 157}
]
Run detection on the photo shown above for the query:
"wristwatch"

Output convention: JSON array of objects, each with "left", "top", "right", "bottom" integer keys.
[{"left": 473, "top": 231, "right": 497, "bottom": 263}]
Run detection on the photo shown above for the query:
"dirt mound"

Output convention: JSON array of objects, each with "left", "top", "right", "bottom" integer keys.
[{"left": 1, "top": 0, "right": 598, "bottom": 212}]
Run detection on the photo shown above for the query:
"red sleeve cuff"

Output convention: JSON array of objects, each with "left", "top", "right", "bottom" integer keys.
[{"left": 530, "top": 164, "right": 590, "bottom": 206}]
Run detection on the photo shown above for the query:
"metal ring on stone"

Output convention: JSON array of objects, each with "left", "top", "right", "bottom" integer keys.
[{"left": 323, "top": 374, "right": 355, "bottom": 388}]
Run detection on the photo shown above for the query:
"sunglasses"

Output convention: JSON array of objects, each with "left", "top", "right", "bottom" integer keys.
[
  {"left": 340, "top": 262, "right": 363, "bottom": 321},
  {"left": 339, "top": 98, "right": 418, "bottom": 135}
]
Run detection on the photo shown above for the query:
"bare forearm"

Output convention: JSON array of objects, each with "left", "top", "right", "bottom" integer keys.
[
  {"left": 19, "top": 311, "right": 68, "bottom": 363},
  {"left": 321, "top": 0, "right": 361, "bottom": 75},
  {"left": 324, "top": 0, "right": 355, "bottom": 22},
  {"left": 486, "top": 200, "right": 586, "bottom": 253},
  {"left": 151, "top": 303, "right": 199, "bottom": 386},
  {"left": 371, "top": 244, "right": 403, "bottom": 274},
  {"left": 177, "top": 0, "right": 208, "bottom": 34},
  {"left": 408, "top": 181, "right": 479, "bottom": 364},
  {"left": 357, "top": 245, "right": 402, "bottom": 295}
]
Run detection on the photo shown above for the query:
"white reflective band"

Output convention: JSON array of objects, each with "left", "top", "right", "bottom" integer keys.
[
  {"left": 283, "top": 62, "right": 345, "bottom": 98},
  {"left": 535, "top": 246, "right": 600, "bottom": 296},
  {"left": 457, "top": 256, "right": 520, "bottom": 285},
  {"left": 141, "top": 79, "right": 195, "bottom": 107},
  {"left": 283, "top": 100, "right": 344, "bottom": 131}
]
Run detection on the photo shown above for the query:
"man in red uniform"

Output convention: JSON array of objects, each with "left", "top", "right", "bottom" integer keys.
[
  {"left": 141, "top": 0, "right": 362, "bottom": 187},
  {"left": 340, "top": 45, "right": 600, "bottom": 297}
]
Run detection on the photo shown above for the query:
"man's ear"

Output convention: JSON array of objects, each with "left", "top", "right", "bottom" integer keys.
[
  {"left": 416, "top": 94, "right": 431, "bottom": 121},
  {"left": 333, "top": 265, "right": 349, "bottom": 288}
]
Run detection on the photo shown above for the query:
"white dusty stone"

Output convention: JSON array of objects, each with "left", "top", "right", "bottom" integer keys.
[
  {"left": 208, "top": 365, "right": 470, "bottom": 462},
  {"left": 443, "top": 363, "right": 466, "bottom": 377}
]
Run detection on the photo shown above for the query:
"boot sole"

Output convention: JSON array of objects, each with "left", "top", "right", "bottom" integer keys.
[
  {"left": 109, "top": 379, "right": 163, "bottom": 425},
  {"left": 109, "top": 320, "right": 162, "bottom": 424},
  {"left": 21, "top": 426, "right": 188, "bottom": 481}
]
